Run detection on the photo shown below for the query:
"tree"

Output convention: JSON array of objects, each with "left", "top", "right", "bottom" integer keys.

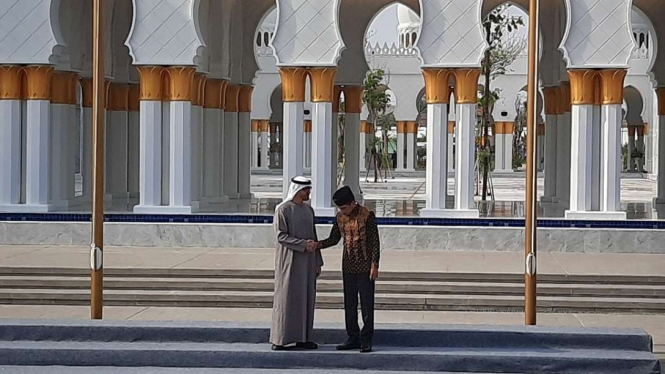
[
  {"left": 363, "top": 69, "right": 393, "bottom": 182},
  {"left": 479, "top": 5, "right": 526, "bottom": 200}
]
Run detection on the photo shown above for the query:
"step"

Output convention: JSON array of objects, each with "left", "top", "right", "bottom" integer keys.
[
  {"left": 2, "top": 267, "right": 664, "bottom": 285},
  {"left": 0, "top": 341, "right": 659, "bottom": 374},
  {"left": 1, "top": 321, "right": 653, "bottom": 352},
  {"left": 2, "top": 277, "right": 663, "bottom": 298},
  {"left": 1, "top": 289, "right": 664, "bottom": 313},
  {"left": 0, "top": 368, "right": 476, "bottom": 374}
]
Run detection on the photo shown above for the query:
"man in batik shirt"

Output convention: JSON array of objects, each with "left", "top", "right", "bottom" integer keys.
[{"left": 317, "top": 186, "right": 380, "bottom": 353}]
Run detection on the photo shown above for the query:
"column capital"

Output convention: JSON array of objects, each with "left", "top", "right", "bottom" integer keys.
[
  {"left": 494, "top": 121, "right": 514, "bottom": 134},
  {"left": 360, "top": 120, "right": 368, "bottom": 133},
  {"left": 251, "top": 120, "right": 260, "bottom": 132},
  {"left": 165, "top": 66, "right": 195, "bottom": 102},
  {"left": 309, "top": 68, "right": 338, "bottom": 103},
  {"left": 422, "top": 68, "right": 451, "bottom": 104},
  {"left": 107, "top": 83, "right": 130, "bottom": 111},
  {"left": 80, "top": 78, "right": 93, "bottom": 107},
  {"left": 628, "top": 126, "right": 636, "bottom": 136},
  {"left": 51, "top": 72, "right": 70, "bottom": 104},
  {"left": 396, "top": 121, "right": 407, "bottom": 133},
  {"left": 657, "top": 87, "right": 665, "bottom": 116},
  {"left": 599, "top": 69, "right": 627, "bottom": 105},
  {"left": 260, "top": 120, "right": 270, "bottom": 132},
  {"left": 559, "top": 82, "right": 571, "bottom": 112},
  {"left": 537, "top": 124, "right": 545, "bottom": 136},
  {"left": 23, "top": 66, "right": 54, "bottom": 100},
  {"left": 190, "top": 73, "right": 206, "bottom": 106},
  {"left": 137, "top": 66, "right": 165, "bottom": 101},
  {"left": 343, "top": 85, "right": 363, "bottom": 113},
  {"left": 278, "top": 67, "right": 308, "bottom": 102},
  {"left": 542, "top": 87, "right": 560, "bottom": 115},
  {"left": 448, "top": 121, "right": 455, "bottom": 134},
  {"left": 66, "top": 73, "right": 79, "bottom": 105},
  {"left": 406, "top": 121, "right": 419, "bottom": 134},
  {"left": 238, "top": 85, "right": 254, "bottom": 113},
  {"left": 567, "top": 70, "right": 597, "bottom": 105},
  {"left": 128, "top": 84, "right": 140, "bottom": 111},
  {"left": 203, "top": 80, "right": 223, "bottom": 109},
  {"left": 453, "top": 69, "right": 481, "bottom": 104},
  {"left": 225, "top": 85, "right": 240, "bottom": 112},
  {"left": 333, "top": 86, "right": 342, "bottom": 112},
  {"left": 304, "top": 120, "right": 312, "bottom": 133},
  {"left": 0, "top": 66, "right": 22, "bottom": 100}
]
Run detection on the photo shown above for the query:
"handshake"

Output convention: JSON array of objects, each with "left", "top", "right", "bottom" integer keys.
[{"left": 305, "top": 240, "right": 319, "bottom": 252}]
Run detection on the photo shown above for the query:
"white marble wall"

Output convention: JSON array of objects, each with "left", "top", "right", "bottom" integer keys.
[{"left": 1, "top": 222, "right": 663, "bottom": 254}]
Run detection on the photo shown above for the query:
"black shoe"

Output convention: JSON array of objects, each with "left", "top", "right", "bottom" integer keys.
[
  {"left": 336, "top": 340, "right": 361, "bottom": 350},
  {"left": 271, "top": 344, "right": 287, "bottom": 351},
  {"left": 360, "top": 342, "right": 372, "bottom": 353},
  {"left": 295, "top": 341, "right": 318, "bottom": 350}
]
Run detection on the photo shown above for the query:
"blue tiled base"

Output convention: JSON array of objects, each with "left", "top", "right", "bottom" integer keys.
[{"left": 1, "top": 213, "right": 664, "bottom": 229}]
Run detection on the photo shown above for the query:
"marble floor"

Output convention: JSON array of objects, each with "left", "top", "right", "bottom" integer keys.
[{"left": 58, "top": 171, "right": 661, "bottom": 218}]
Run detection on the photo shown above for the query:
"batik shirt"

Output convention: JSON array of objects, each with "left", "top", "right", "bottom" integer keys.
[{"left": 319, "top": 205, "right": 380, "bottom": 274}]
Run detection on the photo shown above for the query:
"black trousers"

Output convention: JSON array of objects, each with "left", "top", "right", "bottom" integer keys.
[{"left": 342, "top": 272, "right": 375, "bottom": 343}]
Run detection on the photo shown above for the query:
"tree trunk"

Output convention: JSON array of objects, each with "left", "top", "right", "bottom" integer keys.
[{"left": 481, "top": 23, "right": 492, "bottom": 201}]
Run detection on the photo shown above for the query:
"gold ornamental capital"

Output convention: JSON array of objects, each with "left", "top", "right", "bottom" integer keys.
[
  {"left": 453, "top": 69, "right": 481, "bottom": 104},
  {"left": 259, "top": 120, "right": 270, "bottom": 132},
  {"left": 107, "top": 83, "right": 130, "bottom": 111},
  {"left": 128, "top": 84, "right": 140, "bottom": 111},
  {"left": 251, "top": 120, "right": 260, "bottom": 132},
  {"left": 165, "top": 66, "right": 195, "bottom": 102},
  {"left": 559, "top": 82, "right": 571, "bottom": 112},
  {"left": 396, "top": 121, "right": 407, "bottom": 133},
  {"left": 422, "top": 69, "right": 451, "bottom": 104},
  {"left": 599, "top": 69, "right": 627, "bottom": 105},
  {"left": 225, "top": 85, "right": 240, "bottom": 112},
  {"left": 137, "top": 66, "right": 165, "bottom": 101},
  {"left": 0, "top": 66, "right": 22, "bottom": 100},
  {"left": 238, "top": 85, "right": 254, "bottom": 113},
  {"left": 304, "top": 120, "right": 312, "bottom": 133},
  {"left": 406, "top": 121, "right": 419, "bottom": 134},
  {"left": 309, "top": 68, "right": 338, "bottom": 103},
  {"left": 24, "top": 65, "right": 54, "bottom": 100},
  {"left": 542, "top": 87, "right": 560, "bottom": 115},
  {"left": 657, "top": 87, "right": 665, "bottom": 116},
  {"left": 448, "top": 121, "right": 455, "bottom": 134},
  {"left": 203, "top": 80, "right": 224, "bottom": 109},
  {"left": 278, "top": 68, "right": 308, "bottom": 102},
  {"left": 343, "top": 86, "right": 364, "bottom": 113},
  {"left": 567, "top": 70, "right": 597, "bottom": 105},
  {"left": 190, "top": 73, "right": 207, "bottom": 106}
]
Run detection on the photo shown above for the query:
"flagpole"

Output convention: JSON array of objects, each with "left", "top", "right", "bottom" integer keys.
[
  {"left": 91, "top": 0, "right": 105, "bottom": 320},
  {"left": 524, "top": 0, "right": 540, "bottom": 325}
]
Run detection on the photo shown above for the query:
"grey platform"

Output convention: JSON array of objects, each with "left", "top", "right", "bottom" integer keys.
[{"left": 0, "top": 320, "right": 660, "bottom": 373}]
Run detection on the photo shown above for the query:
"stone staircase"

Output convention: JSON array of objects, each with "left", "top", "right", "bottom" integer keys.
[
  {"left": 0, "top": 320, "right": 660, "bottom": 373},
  {"left": 0, "top": 267, "right": 664, "bottom": 314}
]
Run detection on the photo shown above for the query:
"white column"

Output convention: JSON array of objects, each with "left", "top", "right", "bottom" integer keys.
[
  {"left": 260, "top": 128, "right": 270, "bottom": 170},
  {"left": 590, "top": 105, "right": 602, "bottom": 211},
  {"left": 495, "top": 128, "right": 505, "bottom": 172},
  {"left": 24, "top": 100, "right": 52, "bottom": 211},
  {"left": 238, "top": 111, "right": 252, "bottom": 199},
  {"left": 344, "top": 112, "right": 361, "bottom": 199},
  {"left": 360, "top": 130, "right": 367, "bottom": 172},
  {"left": 331, "top": 112, "right": 339, "bottom": 193},
  {"left": 127, "top": 109, "right": 140, "bottom": 198},
  {"left": 396, "top": 131, "right": 406, "bottom": 171},
  {"left": 223, "top": 111, "right": 240, "bottom": 199},
  {"left": 49, "top": 103, "right": 68, "bottom": 208},
  {"left": 627, "top": 128, "right": 636, "bottom": 171},
  {"left": 82, "top": 107, "right": 93, "bottom": 201},
  {"left": 190, "top": 105, "right": 203, "bottom": 209},
  {"left": 303, "top": 130, "right": 312, "bottom": 171},
  {"left": 447, "top": 122, "right": 454, "bottom": 172},
  {"left": 0, "top": 100, "right": 22, "bottom": 208},
  {"left": 556, "top": 112, "right": 571, "bottom": 206},
  {"left": 283, "top": 103, "right": 304, "bottom": 197},
  {"left": 63, "top": 103, "right": 76, "bottom": 202},
  {"left": 599, "top": 103, "right": 626, "bottom": 218},
  {"left": 168, "top": 101, "right": 195, "bottom": 212},
  {"left": 105, "top": 110, "right": 129, "bottom": 200},
  {"left": 420, "top": 103, "right": 448, "bottom": 216},
  {"left": 542, "top": 115, "right": 557, "bottom": 201},
  {"left": 134, "top": 101, "right": 163, "bottom": 212},
  {"left": 203, "top": 107, "right": 225, "bottom": 202},
  {"left": 407, "top": 130, "right": 416, "bottom": 171},
  {"left": 251, "top": 129, "right": 259, "bottom": 169},
  {"left": 161, "top": 102, "right": 171, "bottom": 205},
  {"left": 565, "top": 104, "right": 593, "bottom": 218},
  {"left": 655, "top": 114, "right": 665, "bottom": 206},
  {"left": 311, "top": 102, "right": 335, "bottom": 216},
  {"left": 454, "top": 103, "right": 479, "bottom": 217},
  {"left": 637, "top": 129, "right": 645, "bottom": 172},
  {"left": 537, "top": 126, "right": 545, "bottom": 172}
]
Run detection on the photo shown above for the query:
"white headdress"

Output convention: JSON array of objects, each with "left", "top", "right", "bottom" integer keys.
[{"left": 276, "top": 176, "right": 312, "bottom": 210}]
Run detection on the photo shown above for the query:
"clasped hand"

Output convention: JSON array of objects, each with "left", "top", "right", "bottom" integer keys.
[{"left": 305, "top": 240, "right": 318, "bottom": 252}]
